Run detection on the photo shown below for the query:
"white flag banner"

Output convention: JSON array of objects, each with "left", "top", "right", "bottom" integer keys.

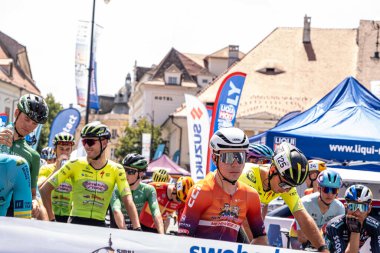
[
  {"left": 142, "top": 133, "right": 152, "bottom": 162},
  {"left": 185, "top": 94, "right": 210, "bottom": 182},
  {"left": 0, "top": 217, "right": 309, "bottom": 253},
  {"left": 75, "top": 21, "right": 102, "bottom": 107}
]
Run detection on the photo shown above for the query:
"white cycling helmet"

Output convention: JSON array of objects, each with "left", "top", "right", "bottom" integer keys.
[{"left": 209, "top": 127, "right": 249, "bottom": 152}]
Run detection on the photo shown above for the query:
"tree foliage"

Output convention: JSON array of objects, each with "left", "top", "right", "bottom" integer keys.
[
  {"left": 37, "top": 93, "right": 63, "bottom": 152},
  {"left": 114, "top": 117, "right": 162, "bottom": 162}
]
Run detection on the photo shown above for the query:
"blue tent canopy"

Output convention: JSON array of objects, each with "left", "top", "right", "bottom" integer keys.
[{"left": 250, "top": 77, "right": 380, "bottom": 162}]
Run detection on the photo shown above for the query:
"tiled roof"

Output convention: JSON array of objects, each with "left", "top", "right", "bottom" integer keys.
[
  {"left": 176, "top": 27, "right": 358, "bottom": 118},
  {"left": 0, "top": 31, "right": 40, "bottom": 94},
  {"left": 205, "top": 46, "right": 245, "bottom": 59}
]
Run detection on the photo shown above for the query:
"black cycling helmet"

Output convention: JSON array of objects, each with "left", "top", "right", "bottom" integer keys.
[
  {"left": 17, "top": 94, "right": 49, "bottom": 124},
  {"left": 80, "top": 121, "right": 111, "bottom": 139},
  {"left": 122, "top": 153, "right": 148, "bottom": 171},
  {"left": 272, "top": 142, "right": 309, "bottom": 186},
  {"left": 53, "top": 132, "right": 75, "bottom": 146}
]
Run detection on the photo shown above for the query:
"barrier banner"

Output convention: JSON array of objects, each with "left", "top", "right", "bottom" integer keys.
[
  {"left": 47, "top": 108, "right": 81, "bottom": 147},
  {"left": 185, "top": 94, "right": 210, "bottom": 182},
  {"left": 207, "top": 72, "right": 247, "bottom": 172},
  {"left": 0, "top": 217, "right": 308, "bottom": 253}
]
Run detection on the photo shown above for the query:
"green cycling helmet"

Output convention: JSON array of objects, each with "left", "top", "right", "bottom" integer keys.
[
  {"left": 122, "top": 153, "right": 148, "bottom": 171},
  {"left": 53, "top": 132, "right": 75, "bottom": 146},
  {"left": 80, "top": 121, "right": 111, "bottom": 139},
  {"left": 17, "top": 94, "right": 49, "bottom": 124}
]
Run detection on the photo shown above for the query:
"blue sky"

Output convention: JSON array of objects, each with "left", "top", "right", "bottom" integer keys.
[{"left": 1, "top": 0, "right": 379, "bottom": 108}]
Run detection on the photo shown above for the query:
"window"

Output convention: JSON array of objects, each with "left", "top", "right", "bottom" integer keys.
[
  {"left": 256, "top": 67, "right": 284, "bottom": 75},
  {"left": 168, "top": 76, "right": 178, "bottom": 85}
]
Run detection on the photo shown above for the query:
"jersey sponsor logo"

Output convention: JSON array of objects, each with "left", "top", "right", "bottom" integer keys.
[
  {"left": 188, "top": 185, "right": 201, "bottom": 208},
  {"left": 100, "top": 171, "right": 105, "bottom": 178},
  {"left": 14, "top": 200, "right": 24, "bottom": 209},
  {"left": 56, "top": 182, "right": 72, "bottom": 193},
  {"left": 82, "top": 180, "right": 108, "bottom": 192},
  {"left": 189, "top": 244, "right": 247, "bottom": 253},
  {"left": 246, "top": 170, "right": 256, "bottom": 184},
  {"left": 82, "top": 169, "right": 94, "bottom": 174}
]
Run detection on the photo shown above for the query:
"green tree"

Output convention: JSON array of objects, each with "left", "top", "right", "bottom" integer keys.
[
  {"left": 115, "top": 117, "right": 162, "bottom": 162},
  {"left": 37, "top": 93, "right": 63, "bottom": 152}
]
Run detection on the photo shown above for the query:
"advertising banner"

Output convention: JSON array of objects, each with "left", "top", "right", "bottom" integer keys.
[
  {"left": 207, "top": 72, "right": 247, "bottom": 172},
  {"left": 185, "top": 94, "right": 210, "bottom": 182},
  {"left": 142, "top": 133, "right": 152, "bottom": 162},
  {"left": 0, "top": 217, "right": 311, "bottom": 253},
  {"left": 153, "top": 143, "right": 165, "bottom": 161},
  {"left": 48, "top": 108, "right": 81, "bottom": 147},
  {"left": 75, "top": 21, "right": 101, "bottom": 108}
]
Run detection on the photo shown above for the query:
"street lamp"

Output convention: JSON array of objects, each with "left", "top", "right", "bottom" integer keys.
[{"left": 85, "top": 0, "right": 109, "bottom": 124}]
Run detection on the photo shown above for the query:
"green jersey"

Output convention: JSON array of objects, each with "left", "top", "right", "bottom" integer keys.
[
  {"left": 111, "top": 182, "right": 160, "bottom": 228},
  {"left": 11, "top": 139, "right": 40, "bottom": 191}
]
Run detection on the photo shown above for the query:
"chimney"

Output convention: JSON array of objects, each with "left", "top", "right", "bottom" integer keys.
[
  {"left": 303, "top": 15, "right": 311, "bottom": 43},
  {"left": 228, "top": 45, "right": 239, "bottom": 67},
  {"left": 0, "top": 58, "right": 13, "bottom": 77}
]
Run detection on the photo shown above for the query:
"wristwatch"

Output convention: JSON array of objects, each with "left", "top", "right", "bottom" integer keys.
[{"left": 317, "top": 245, "right": 328, "bottom": 251}]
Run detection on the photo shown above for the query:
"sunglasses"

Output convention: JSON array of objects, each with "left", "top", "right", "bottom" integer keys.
[
  {"left": 347, "top": 202, "right": 369, "bottom": 212},
  {"left": 248, "top": 157, "right": 271, "bottom": 164},
  {"left": 216, "top": 152, "right": 246, "bottom": 164},
  {"left": 81, "top": 139, "right": 98, "bottom": 147},
  {"left": 276, "top": 173, "right": 294, "bottom": 190},
  {"left": 126, "top": 169, "right": 138, "bottom": 175},
  {"left": 321, "top": 187, "right": 338, "bottom": 195}
]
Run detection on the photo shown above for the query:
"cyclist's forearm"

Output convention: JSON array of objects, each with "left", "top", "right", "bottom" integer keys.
[
  {"left": 122, "top": 195, "right": 141, "bottom": 229},
  {"left": 153, "top": 214, "right": 165, "bottom": 234},
  {"left": 113, "top": 210, "right": 126, "bottom": 229},
  {"left": 39, "top": 182, "right": 55, "bottom": 220},
  {"left": 294, "top": 210, "right": 325, "bottom": 249},
  {"left": 261, "top": 205, "right": 268, "bottom": 220}
]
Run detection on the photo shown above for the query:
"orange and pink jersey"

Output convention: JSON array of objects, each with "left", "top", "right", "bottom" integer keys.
[
  {"left": 139, "top": 182, "right": 184, "bottom": 228},
  {"left": 178, "top": 172, "right": 266, "bottom": 242}
]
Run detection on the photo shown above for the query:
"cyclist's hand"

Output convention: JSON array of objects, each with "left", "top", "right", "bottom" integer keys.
[
  {"left": 31, "top": 199, "right": 40, "bottom": 218},
  {"left": 0, "top": 129, "right": 13, "bottom": 147},
  {"left": 346, "top": 216, "right": 362, "bottom": 233}
]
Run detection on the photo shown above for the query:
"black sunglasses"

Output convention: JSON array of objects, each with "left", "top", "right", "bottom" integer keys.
[
  {"left": 126, "top": 169, "right": 138, "bottom": 175},
  {"left": 82, "top": 139, "right": 98, "bottom": 147}
]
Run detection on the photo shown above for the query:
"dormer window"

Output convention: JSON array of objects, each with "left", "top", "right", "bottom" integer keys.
[
  {"left": 164, "top": 64, "right": 182, "bottom": 85},
  {"left": 256, "top": 67, "right": 285, "bottom": 75}
]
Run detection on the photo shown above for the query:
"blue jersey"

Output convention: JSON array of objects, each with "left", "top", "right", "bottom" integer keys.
[{"left": 0, "top": 154, "right": 32, "bottom": 218}]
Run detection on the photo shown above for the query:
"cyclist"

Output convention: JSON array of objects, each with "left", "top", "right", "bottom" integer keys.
[
  {"left": 0, "top": 154, "right": 32, "bottom": 218},
  {"left": 290, "top": 170, "right": 345, "bottom": 250},
  {"left": 239, "top": 142, "right": 328, "bottom": 252},
  {"left": 325, "top": 184, "right": 380, "bottom": 253},
  {"left": 152, "top": 168, "right": 171, "bottom": 183},
  {"left": 246, "top": 143, "right": 273, "bottom": 164},
  {"left": 139, "top": 176, "right": 193, "bottom": 233},
  {"left": 0, "top": 94, "right": 49, "bottom": 218},
  {"left": 110, "top": 153, "right": 164, "bottom": 233},
  {"left": 40, "top": 121, "right": 141, "bottom": 229},
  {"left": 40, "top": 147, "right": 56, "bottom": 165},
  {"left": 37, "top": 132, "right": 75, "bottom": 222},
  {"left": 178, "top": 127, "right": 267, "bottom": 244},
  {"left": 303, "top": 159, "right": 326, "bottom": 195}
]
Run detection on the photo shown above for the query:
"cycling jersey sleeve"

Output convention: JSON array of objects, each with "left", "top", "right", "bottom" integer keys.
[
  {"left": 110, "top": 186, "right": 122, "bottom": 211},
  {"left": 365, "top": 216, "right": 380, "bottom": 252},
  {"left": 325, "top": 216, "right": 347, "bottom": 252},
  {"left": 146, "top": 185, "right": 160, "bottom": 217},
  {"left": 49, "top": 163, "right": 73, "bottom": 188},
  {"left": 29, "top": 149, "right": 41, "bottom": 191},
  {"left": 178, "top": 184, "right": 211, "bottom": 236},
  {"left": 37, "top": 164, "right": 53, "bottom": 186},
  {"left": 114, "top": 165, "right": 131, "bottom": 198},
  {"left": 13, "top": 161, "right": 32, "bottom": 219},
  {"left": 281, "top": 187, "right": 304, "bottom": 214},
  {"left": 246, "top": 188, "right": 266, "bottom": 238}
]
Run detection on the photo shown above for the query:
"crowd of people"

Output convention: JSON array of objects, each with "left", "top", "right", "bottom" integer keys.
[{"left": 1, "top": 93, "right": 380, "bottom": 253}]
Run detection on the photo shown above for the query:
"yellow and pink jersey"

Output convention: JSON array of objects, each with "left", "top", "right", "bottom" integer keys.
[{"left": 178, "top": 172, "right": 266, "bottom": 242}]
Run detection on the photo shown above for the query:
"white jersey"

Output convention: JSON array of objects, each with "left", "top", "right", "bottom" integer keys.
[{"left": 296, "top": 192, "right": 345, "bottom": 230}]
